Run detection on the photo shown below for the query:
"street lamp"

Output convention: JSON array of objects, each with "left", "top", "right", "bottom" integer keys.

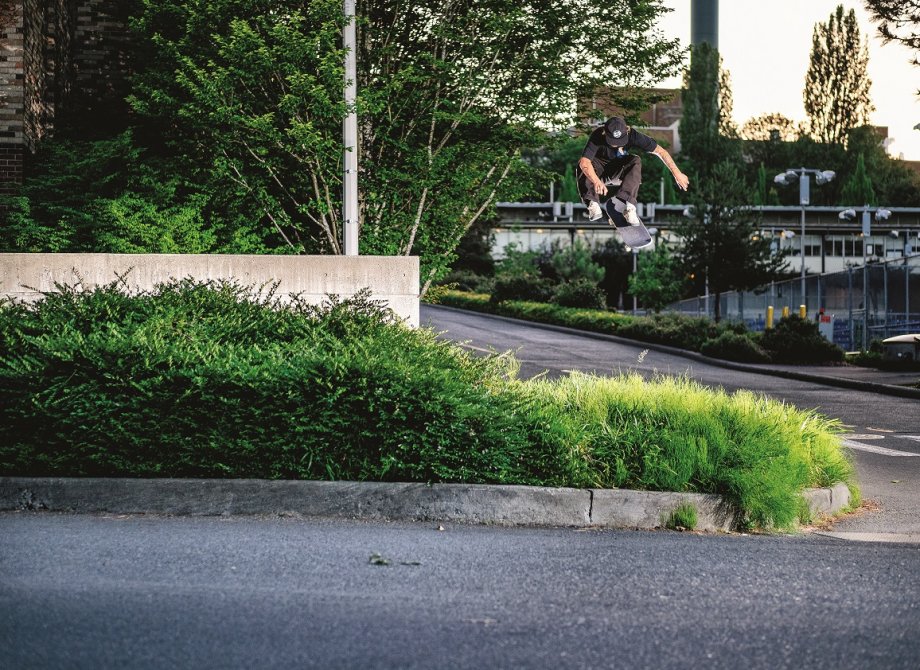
[
  {"left": 839, "top": 206, "right": 891, "bottom": 350},
  {"left": 774, "top": 167, "right": 835, "bottom": 303},
  {"left": 683, "top": 207, "right": 710, "bottom": 316}
]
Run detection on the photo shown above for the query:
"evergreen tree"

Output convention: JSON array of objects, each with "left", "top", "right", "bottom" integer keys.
[
  {"left": 804, "top": 5, "right": 874, "bottom": 145},
  {"left": 560, "top": 164, "right": 580, "bottom": 202},
  {"left": 840, "top": 153, "right": 877, "bottom": 206},
  {"left": 718, "top": 65, "right": 738, "bottom": 138},
  {"left": 677, "top": 161, "right": 788, "bottom": 322},
  {"left": 680, "top": 42, "right": 738, "bottom": 174},
  {"left": 661, "top": 160, "right": 678, "bottom": 204}
]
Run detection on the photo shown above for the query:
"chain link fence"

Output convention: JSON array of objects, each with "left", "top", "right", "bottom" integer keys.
[{"left": 666, "top": 255, "right": 920, "bottom": 351}]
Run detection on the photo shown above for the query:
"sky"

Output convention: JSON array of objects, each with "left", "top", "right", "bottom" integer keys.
[{"left": 654, "top": 0, "right": 920, "bottom": 160}]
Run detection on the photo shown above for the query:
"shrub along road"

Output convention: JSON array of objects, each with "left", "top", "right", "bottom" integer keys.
[{"left": 422, "top": 305, "right": 920, "bottom": 540}]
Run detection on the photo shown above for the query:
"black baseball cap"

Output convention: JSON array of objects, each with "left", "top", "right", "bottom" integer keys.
[{"left": 604, "top": 117, "right": 629, "bottom": 147}]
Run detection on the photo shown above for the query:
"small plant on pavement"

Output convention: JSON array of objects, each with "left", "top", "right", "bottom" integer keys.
[{"left": 665, "top": 503, "right": 698, "bottom": 531}]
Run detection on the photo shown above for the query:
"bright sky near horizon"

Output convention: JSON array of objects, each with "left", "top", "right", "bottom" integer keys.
[{"left": 654, "top": 0, "right": 920, "bottom": 161}]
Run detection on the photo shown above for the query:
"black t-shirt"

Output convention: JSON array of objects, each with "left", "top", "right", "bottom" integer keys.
[{"left": 581, "top": 126, "right": 658, "bottom": 173}]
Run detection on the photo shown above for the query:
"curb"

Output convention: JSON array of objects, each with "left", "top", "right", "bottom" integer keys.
[
  {"left": 0, "top": 477, "right": 849, "bottom": 531},
  {"left": 426, "top": 304, "right": 920, "bottom": 400}
]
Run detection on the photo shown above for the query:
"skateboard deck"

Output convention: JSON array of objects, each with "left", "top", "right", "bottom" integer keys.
[{"left": 604, "top": 200, "right": 652, "bottom": 249}]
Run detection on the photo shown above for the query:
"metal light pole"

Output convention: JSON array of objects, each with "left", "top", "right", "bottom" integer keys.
[
  {"left": 342, "top": 0, "right": 359, "bottom": 255},
  {"left": 839, "top": 206, "right": 892, "bottom": 351},
  {"left": 632, "top": 247, "right": 639, "bottom": 314},
  {"left": 774, "top": 168, "right": 835, "bottom": 308}
]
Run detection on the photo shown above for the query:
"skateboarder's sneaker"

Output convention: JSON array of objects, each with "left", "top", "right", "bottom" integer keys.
[
  {"left": 585, "top": 201, "right": 603, "bottom": 221},
  {"left": 612, "top": 197, "right": 642, "bottom": 226}
]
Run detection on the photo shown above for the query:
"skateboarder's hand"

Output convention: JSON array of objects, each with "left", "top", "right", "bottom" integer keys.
[
  {"left": 674, "top": 171, "right": 690, "bottom": 191},
  {"left": 594, "top": 179, "right": 608, "bottom": 196}
]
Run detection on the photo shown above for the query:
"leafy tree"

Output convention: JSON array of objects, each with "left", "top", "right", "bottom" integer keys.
[
  {"left": 627, "top": 244, "right": 685, "bottom": 312},
  {"left": 718, "top": 65, "right": 738, "bottom": 138},
  {"left": 741, "top": 113, "right": 798, "bottom": 142},
  {"left": 845, "top": 125, "right": 920, "bottom": 206},
  {"left": 677, "top": 161, "right": 789, "bottom": 322},
  {"left": 864, "top": 0, "right": 920, "bottom": 95},
  {"left": 840, "top": 153, "right": 877, "bottom": 206},
  {"left": 680, "top": 42, "right": 739, "bottom": 175},
  {"left": 551, "top": 239, "right": 605, "bottom": 284},
  {"left": 130, "top": 0, "right": 684, "bottom": 295},
  {"left": 804, "top": 5, "right": 874, "bottom": 145}
]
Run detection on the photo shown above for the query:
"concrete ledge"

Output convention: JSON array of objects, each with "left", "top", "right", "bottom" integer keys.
[
  {"left": 802, "top": 482, "right": 851, "bottom": 518},
  {"left": 0, "top": 478, "right": 849, "bottom": 531},
  {"left": 0, "top": 478, "right": 590, "bottom": 527},
  {"left": 0, "top": 253, "right": 420, "bottom": 326},
  {"left": 591, "top": 489, "right": 738, "bottom": 532}
]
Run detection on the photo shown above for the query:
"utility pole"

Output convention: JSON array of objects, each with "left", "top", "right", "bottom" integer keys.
[{"left": 342, "top": 0, "right": 359, "bottom": 255}]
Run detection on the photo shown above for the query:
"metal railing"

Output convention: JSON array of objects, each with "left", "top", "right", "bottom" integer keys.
[{"left": 666, "top": 254, "right": 920, "bottom": 351}]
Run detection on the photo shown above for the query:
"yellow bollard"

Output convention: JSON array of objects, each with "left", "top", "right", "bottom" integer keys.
[
  {"left": 766, "top": 305, "right": 774, "bottom": 330},
  {"left": 799, "top": 304, "right": 807, "bottom": 319},
  {"left": 782, "top": 306, "right": 789, "bottom": 318}
]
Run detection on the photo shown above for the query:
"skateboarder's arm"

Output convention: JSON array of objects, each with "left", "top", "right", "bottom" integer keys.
[
  {"left": 577, "top": 157, "right": 608, "bottom": 195},
  {"left": 652, "top": 146, "right": 690, "bottom": 191}
]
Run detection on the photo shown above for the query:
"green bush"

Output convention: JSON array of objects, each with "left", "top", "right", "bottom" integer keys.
[
  {"left": 550, "top": 239, "right": 605, "bottom": 283},
  {"left": 1, "top": 282, "right": 858, "bottom": 529},
  {"left": 761, "top": 315, "right": 845, "bottom": 364},
  {"left": 701, "top": 331, "right": 771, "bottom": 363},
  {"left": 490, "top": 276, "right": 554, "bottom": 304},
  {"left": 616, "top": 312, "right": 720, "bottom": 351},
  {"left": 437, "top": 270, "right": 495, "bottom": 294},
  {"left": 551, "top": 279, "right": 607, "bottom": 309},
  {"left": 0, "top": 281, "right": 567, "bottom": 485}
]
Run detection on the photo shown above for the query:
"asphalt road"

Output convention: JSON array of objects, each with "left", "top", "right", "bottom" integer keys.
[
  {"left": 2, "top": 514, "right": 919, "bottom": 670},
  {"left": 422, "top": 305, "right": 920, "bottom": 538}
]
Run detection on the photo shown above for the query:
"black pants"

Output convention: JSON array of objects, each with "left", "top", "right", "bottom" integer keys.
[{"left": 576, "top": 154, "right": 642, "bottom": 206}]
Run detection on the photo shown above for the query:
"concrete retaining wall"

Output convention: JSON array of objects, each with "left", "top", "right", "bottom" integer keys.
[{"left": 0, "top": 253, "right": 420, "bottom": 326}]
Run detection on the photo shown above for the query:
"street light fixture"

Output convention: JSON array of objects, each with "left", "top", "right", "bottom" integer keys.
[
  {"left": 774, "top": 167, "right": 835, "bottom": 304},
  {"left": 682, "top": 207, "right": 709, "bottom": 316},
  {"left": 838, "top": 205, "right": 892, "bottom": 351}
]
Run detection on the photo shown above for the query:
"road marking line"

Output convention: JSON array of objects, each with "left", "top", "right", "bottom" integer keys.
[
  {"left": 842, "top": 439, "right": 920, "bottom": 457},
  {"left": 815, "top": 531, "right": 920, "bottom": 544},
  {"left": 867, "top": 427, "right": 895, "bottom": 433},
  {"left": 843, "top": 434, "right": 885, "bottom": 440},
  {"left": 903, "top": 435, "right": 920, "bottom": 443}
]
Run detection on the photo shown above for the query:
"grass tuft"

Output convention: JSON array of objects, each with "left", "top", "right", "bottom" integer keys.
[{"left": 665, "top": 503, "right": 698, "bottom": 531}]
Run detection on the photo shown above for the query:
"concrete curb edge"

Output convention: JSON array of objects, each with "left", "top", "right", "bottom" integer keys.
[
  {"left": 426, "top": 304, "right": 920, "bottom": 400},
  {"left": 0, "top": 477, "right": 849, "bottom": 532}
]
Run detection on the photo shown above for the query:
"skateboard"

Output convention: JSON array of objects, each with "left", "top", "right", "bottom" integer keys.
[{"left": 604, "top": 199, "right": 652, "bottom": 249}]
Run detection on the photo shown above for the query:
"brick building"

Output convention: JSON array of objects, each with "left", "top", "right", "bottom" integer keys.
[{"left": 0, "top": 0, "right": 130, "bottom": 193}]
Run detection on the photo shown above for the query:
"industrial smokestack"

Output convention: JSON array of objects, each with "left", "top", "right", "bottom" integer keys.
[{"left": 691, "top": 0, "right": 718, "bottom": 49}]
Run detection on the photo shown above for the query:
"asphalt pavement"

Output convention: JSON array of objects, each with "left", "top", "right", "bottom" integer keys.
[{"left": 3, "top": 513, "right": 919, "bottom": 670}]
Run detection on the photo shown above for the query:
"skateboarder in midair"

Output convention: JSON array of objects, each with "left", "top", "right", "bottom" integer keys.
[{"left": 577, "top": 116, "right": 689, "bottom": 226}]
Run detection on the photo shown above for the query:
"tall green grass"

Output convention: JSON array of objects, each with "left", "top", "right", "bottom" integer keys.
[
  {"left": 0, "top": 280, "right": 856, "bottom": 529},
  {"left": 525, "top": 373, "right": 854, "bottom": 528}
]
